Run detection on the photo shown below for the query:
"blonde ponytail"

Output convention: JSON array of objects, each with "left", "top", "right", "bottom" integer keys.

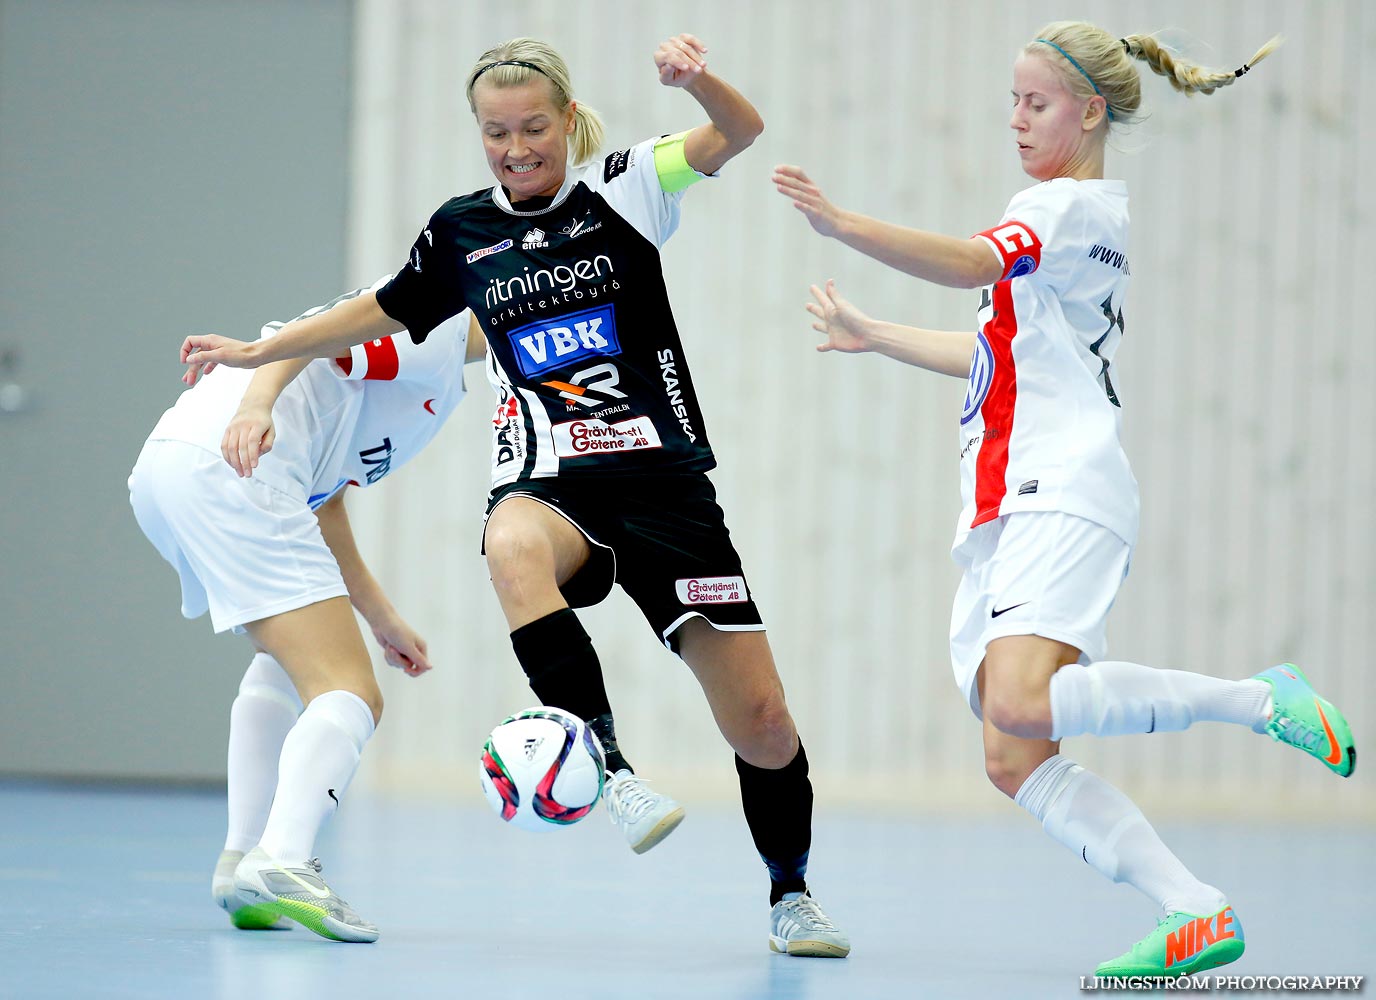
[
  {"left": 1122, "top": 33, "right": 1281, "bottom": 96},
  {"left": 1028, "top": 22, "right": 1281, "bottom": 127}
]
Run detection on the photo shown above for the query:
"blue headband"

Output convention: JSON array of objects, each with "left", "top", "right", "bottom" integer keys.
[{"left": 1035, "top": 39, "right": 1115, "bottom": 122}]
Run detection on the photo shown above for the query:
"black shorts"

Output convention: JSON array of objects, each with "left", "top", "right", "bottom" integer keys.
[{"left": 484, "top": 473, "right": 764, "bottom": 650}]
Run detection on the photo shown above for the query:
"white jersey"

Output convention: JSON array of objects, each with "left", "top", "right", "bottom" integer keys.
[
  {"left": 957, "top": 178, "right": 1138, "bottom": 549},
  {"left": 147, "top": 276, "right": 469, "bottom": 508}
]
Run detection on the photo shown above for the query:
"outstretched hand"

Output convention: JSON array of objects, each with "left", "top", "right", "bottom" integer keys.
[
  {"left": 773, "top": 165, "right": 844, "bottom": 238},
  {"left": 181, "top": 334, "right": 260, "bottom": 386},
  {"left": 654, "top": 34, "right": 708, "bottom": 87},
  {"left": 806, "top": 280, "right": 874, "bottom": 354}
]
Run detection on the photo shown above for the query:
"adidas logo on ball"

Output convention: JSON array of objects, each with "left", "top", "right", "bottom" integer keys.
[{"left": 479, "top": 707, "right": 606, "bottom": 832}]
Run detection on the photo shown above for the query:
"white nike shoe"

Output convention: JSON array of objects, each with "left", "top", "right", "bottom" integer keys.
[
  {"left": 212, "top": 849, "right": 287, "bottom": 930},
  {"left": 233, "top": 846, "right": 378, "bottom": 943},
  {"left": 602, "top": 769, "right": 684, "bottom": 854},
  {"left": 769, "top": 891, "right": 851, "bottom": 958}
]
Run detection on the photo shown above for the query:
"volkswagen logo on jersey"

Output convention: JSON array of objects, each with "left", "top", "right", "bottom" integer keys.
[
  {"left": 961, "top": 332, "right": 994, "bottom": 425},
  {"left": 507, "top": 305, "right": 621, "bottom": 377}
]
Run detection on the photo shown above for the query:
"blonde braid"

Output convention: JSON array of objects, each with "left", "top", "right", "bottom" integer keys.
[{"left": 1122, "top": 34, "right": 1282, "bottom": 96}]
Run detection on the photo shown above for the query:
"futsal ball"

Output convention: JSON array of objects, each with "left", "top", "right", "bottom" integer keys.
[{"left": 479, "top": 706, "right": 605, "bottom": 832}]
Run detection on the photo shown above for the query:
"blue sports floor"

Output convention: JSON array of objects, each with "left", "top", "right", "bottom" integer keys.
[{"left": 1, "top": 781, "right": 1369, "bottom": 999}]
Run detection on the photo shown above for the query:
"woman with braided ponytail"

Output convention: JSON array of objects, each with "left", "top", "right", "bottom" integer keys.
[{"left": 777, "top": 22, "right": 1351, "bottom": 979}]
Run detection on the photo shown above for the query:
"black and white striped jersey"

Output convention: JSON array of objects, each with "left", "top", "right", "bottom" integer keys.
[{"left": 377, "top": 135, "right": 715, "bottom": 487}]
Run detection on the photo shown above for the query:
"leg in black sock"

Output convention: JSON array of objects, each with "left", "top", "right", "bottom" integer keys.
[
  {"left": 509, "top": 608, "right": 632, "bottom": 775},
  {"left": 735, "top": 741, "right": 812, "bottom": 904}
]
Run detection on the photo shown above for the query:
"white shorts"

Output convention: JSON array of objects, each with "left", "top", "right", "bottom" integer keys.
[
  {"left": 128, "top": 439, "right": 348, "bottom": 634},
  {"left": 949, "top": 511, "right": 1131, "bottom": 719}
]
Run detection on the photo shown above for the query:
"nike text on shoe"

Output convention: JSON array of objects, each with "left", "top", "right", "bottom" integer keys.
[
  {"left": 1254, "top": 663, "right": 1355, "bottom": 777},
  {"left": 602, "top": 769, "right": 685, "bottom": 854},
  {"left": 769, "top": 891, "right": 851, "bottom": 958},
  {"left": 232, "top": 846, "right": 378, "bottom": 943},
  {"left": 1096, "top": 906, "right": 1244, "bottom": 979},
  {"left": 212, "top": 849, "right": 287, "bottom": 930}
]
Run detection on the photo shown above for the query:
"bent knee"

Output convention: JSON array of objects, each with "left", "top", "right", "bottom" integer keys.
[
  {"left": 982, "top": 694, "right": 1051, "bottom": 740},
  {"left": 353, "top": 684, "right": 384, "bottom": 727},
  {"left": 730, "top": 694, "right": 798, "bottom": 768},
  {"left": 484, "top": 521, "right": 539, "bottom": 573},
  {"left": 984, "top": 748, "right": 1035, "bottom": 799}
]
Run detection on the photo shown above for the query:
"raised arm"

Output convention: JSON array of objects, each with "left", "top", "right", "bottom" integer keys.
[
  {"left": 774, "top": 166, "right": 1003, "bottom": 290},
  {"left": 181, "top": 292, "right": 402, "bottom": 379},
  {"left": 654, "top": 34, "right": 764, "bottom": 175},
  {"left": 807, "top": 280, "right": 975, "bottom": 378},
  {"left": 315, "top": 490, "right": 432, "bottom": 677}
]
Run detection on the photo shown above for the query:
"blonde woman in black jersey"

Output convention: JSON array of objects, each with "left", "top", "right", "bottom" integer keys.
[{"left": 182, "top": 33, "right": 850, "bottom": 958}]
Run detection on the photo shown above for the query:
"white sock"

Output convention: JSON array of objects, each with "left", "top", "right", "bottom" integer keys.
[
  {"left": 256, "top": 689, "right": 375, "bottom": 865},
  {"left": 1020, "top": 755, "right": 1226, "bottom": 916},
  {"left": 1050, "top": 660, "right": 1271, "bottom": 740},
  {"left": 224, "top": 654, "right": 302, "bottom": 853}
]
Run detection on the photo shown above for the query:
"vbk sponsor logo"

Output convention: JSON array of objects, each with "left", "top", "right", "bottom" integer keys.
[
  {"left": 466, "top": 238, "right": 514, "bottom": 264},
  {"left": 507, "top": 305, "right": 620, "bottom": 377},
  {"left": 961, "top": 332, "right": 994, "bottom": 425},
  {"left": 522, "top": 227, "right": 549, "bottom": 249},
  {"left": 552, "top": 417, "right": 661, "bottom": 457},
  {"left": 675, "top": 576, "right": 748, "bottom": 605},
  {"left": 493, "top": 393, "right": 524, "bottom": 467},
  {"left": 410, "top": 247, "right": 422, "bottom": 272}
]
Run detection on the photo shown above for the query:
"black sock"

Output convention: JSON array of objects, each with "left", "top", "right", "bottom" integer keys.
[
  {"left": 735, "top": 741, "right": 812, "bottom": 905},
  {"left": 509, "top": 609, "right": 632, "bottom": 774}
]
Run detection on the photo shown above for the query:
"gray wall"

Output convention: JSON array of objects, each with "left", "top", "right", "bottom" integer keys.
[{"left": 0, "top": 0, "right": 352, "bottom": 780}]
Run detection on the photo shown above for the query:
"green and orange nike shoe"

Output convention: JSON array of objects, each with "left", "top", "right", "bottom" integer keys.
[
  {"left": 1254, "top": 664, "right": 1355, "bottom": 777},
  {"left": 1096, "top": 906, "right": 1244, "bottom": 979}
]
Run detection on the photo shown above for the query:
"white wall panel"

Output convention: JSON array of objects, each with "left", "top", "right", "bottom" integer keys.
[{"left": 344, "top": 0, "right": 1374, "bottom": 819}]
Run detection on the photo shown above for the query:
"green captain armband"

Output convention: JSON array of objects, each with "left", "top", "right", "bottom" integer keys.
[{"left": 652, "top": 131, "right": 704, "bottom": 194}]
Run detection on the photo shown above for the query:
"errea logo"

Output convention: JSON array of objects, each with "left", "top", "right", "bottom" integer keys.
[{"left": 522, "top": 227, "right": 549, "bottom": 249}]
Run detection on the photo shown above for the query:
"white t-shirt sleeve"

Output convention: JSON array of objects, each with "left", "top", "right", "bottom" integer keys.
[
  {"left": 331, "top": 310, "right": 468, "bottom": 387},
  {"left": 586, "top": 134, "right": 713, "bottom": 249},
  {"left": 972, "top": 182, "right": 1085, "bottom": 287}
]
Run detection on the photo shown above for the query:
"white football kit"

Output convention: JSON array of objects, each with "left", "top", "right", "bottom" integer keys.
[
  {"left": 130, "top": 278, "right": 469, "bottom": 632},
  {"left": 950, "top": 179, "right": 1137, "bottom": 714}
]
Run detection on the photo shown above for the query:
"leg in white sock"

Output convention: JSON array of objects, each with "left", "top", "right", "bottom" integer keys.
[
  {"left": 1050, "top": 661, "right": 1272, "bottom": 740},
  {"left": 1018, "top": 754, "right": 1226, "bottom": 916},
  {"left": 224, "top": 653, "right": 303, "bottom": 853},
  {"left": 256, "top": 689, "right": 375, "bottom": 865}
]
